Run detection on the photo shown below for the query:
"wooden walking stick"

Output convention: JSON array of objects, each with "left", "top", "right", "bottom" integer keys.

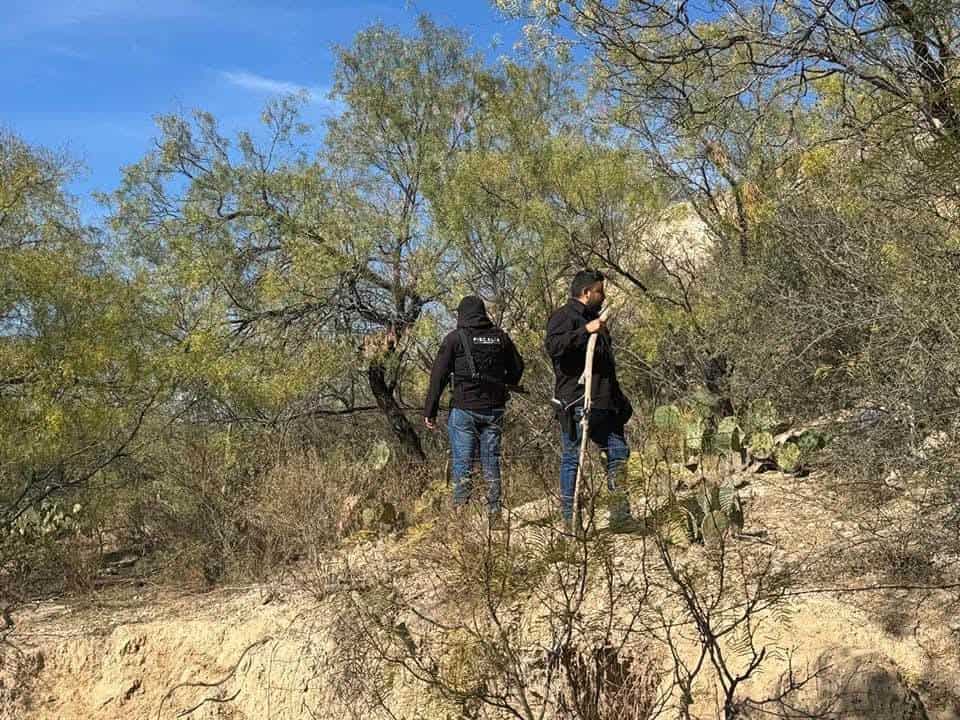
[{"left": 572, "top": 307, "right": 609, "bottom": 533}]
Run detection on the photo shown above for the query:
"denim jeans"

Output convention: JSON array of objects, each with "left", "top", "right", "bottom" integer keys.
[
  {"left": 448, "top": 407, "right": 504, "bottom": 512},
  {"left": 559, "top": 407, "right": 630, "bottom": 521}
]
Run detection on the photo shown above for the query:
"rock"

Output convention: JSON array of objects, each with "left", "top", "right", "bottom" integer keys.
[
  {"left": 769, "top": 649, "right": 929, "bottom": 720},
  {"left": 745, "top": 482, "right": 771, "bottom": 499},
  {"left": 884, "top": 470, "right": 906, "bottom": 491},
  {"left": 921, "top": 431, "right": 950, "bottom": 453},
  {"left": 914, "top": 430, "right": 952, "bottom": 460}
]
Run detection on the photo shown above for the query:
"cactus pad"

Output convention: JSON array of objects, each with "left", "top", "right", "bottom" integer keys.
[
  {"left": 654, "top": 404, "right": 683, "bottom": 431},
  {"left": 776, "top": 442, "right": 802, "bottom": 473},
  {"left": 701, "top": 510, "right": 730, "bottom": 545},
  {"left": 748, "top": 431, "right": 775, "bottom": 460}
]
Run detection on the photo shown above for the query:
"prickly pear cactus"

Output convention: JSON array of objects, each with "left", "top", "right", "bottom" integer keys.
[
  {"left": 718, "top": 481, "right": 744, "bottom": 529},
  {"left": 658, "top": 503, "right": 695, "bottom": 547},
  {"left": 654, "top": 404, "right": 683, "bottom": 431},
  {"left": 797, "top": 430, "right": 825, "bottom": 453},
  {"left": 694, "top": 482, "right": 720, "bottom": 517},
  {"left": 684, "top": 415, "right": 705, "bottom": 453},
  {"left": 687, "top": 387, "right": 719, "bottom": 419},
  {"left": 650, "top": 473, "right": 676, "bottom": 501},
  {"left": 655, "top": 479, "right": 743, "bottom": 545},
  {"left": 366, "top": 440, "right": 391, "bottom": 471},
  {"left": 701, "top": 510, "right": 730, "bottom": 545},
  {"left": 748, "top": 431, "right": 775, "bottom": 460},
  {"left": 713, "top": 416, "right": 741, "bottom": 453},
  {"left": 776, "top": 442, "right": 802, "bottom": 473},
  {"left": 653, "top": 404, "right": 691, "bottom": 463}
]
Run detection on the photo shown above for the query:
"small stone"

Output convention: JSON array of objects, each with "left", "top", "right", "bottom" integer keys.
[{"left": 883, "top": 470, "right": 905, "bottom": 490}]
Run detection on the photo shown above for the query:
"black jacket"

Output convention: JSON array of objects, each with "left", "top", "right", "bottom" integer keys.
[
  {"left": 423, "top": 298, "right": 525, "bottom": 419},
  {"left": 544, "top": 298, "right": 629, "bottom": 414}
]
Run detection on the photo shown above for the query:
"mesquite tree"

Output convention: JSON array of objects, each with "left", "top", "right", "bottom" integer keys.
[{"left": 108, "top": 18, "right": 488, "bottom": 460}]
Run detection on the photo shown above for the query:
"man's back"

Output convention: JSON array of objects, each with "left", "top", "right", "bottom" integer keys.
[
  {"left": 423, "top": 297, "right": 524, "bottom": 419},
  {"left": 421, "top": 295, "right": 525, "bottom": 516}
]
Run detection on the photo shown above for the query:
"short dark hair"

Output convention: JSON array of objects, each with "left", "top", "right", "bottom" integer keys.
[{"left": 570, "top": 269, "right": 605, "bottom": 298}]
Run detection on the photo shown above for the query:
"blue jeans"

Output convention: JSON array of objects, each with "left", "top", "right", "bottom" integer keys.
[
  {"left": 559, "top": 407, "right": 630, "bottom": 521},
  {"left": 448, "top": 407, "right": 504, "bottom": 512}
]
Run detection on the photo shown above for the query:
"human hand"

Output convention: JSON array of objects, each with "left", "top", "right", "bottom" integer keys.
[
  {"left": 424, "top": 417, "right": 437, "bottom": 431},
  {"left": 585, "top": 318, "right": 607, "bottom": 334}
]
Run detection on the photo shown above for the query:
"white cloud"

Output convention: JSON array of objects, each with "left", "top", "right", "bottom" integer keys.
[
  {"left": 220, "top": 70, "right": 337, "bottom": 109},
  {"left": 221, "top": 70, "right": 310, "bottom": 96}
]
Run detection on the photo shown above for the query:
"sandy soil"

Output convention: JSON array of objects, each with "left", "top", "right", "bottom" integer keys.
[{"left": 3, "top": 469, "right": 960, "bottom": 719}]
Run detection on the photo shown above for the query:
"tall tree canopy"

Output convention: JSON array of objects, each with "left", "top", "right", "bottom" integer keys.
[{"left": 0, "top": 131, "right": 160, "bottom": 529}]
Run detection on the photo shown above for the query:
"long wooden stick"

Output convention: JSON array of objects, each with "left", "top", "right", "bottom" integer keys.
[{"left": 572, "top": 308, "right": 608, "bottom": 532}]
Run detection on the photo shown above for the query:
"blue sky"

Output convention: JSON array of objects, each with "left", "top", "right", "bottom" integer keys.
[{"left": 2, "top": 1, "right": 523, "bottom": 219}]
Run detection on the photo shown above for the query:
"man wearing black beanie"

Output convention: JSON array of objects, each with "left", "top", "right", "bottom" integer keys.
[
  {"left": 545, "top": 270, "right": 633, "bottom": 529},
  {"left": 424, "top": 296, "right": 525, "bottom": 519}
]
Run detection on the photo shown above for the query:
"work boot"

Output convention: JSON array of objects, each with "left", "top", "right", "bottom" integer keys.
[{"left": 607, "top": 491, "right": 635, "bottom": 533}]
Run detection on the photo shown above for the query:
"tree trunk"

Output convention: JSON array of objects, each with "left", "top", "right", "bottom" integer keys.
[{"left": 367, "top": 362, "right": 425, "bottom": 461}]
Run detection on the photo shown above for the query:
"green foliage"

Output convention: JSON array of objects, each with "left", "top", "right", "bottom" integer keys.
[
  {"left": 748, "top": 431, "right": 775, "bottom": 461},
  {"left": 0, "top": 132, "right": 164, "bottom": 542},
  {"left": 775, "top": 442, "right": 802, "bottom": 474},
  {"left": 653, "top": 404, "right": 682, "bottom": 431},
  {"left": 797, "top": 430, "right": 826, "bottom": 453},
  {"left": 658, "top": 479, "right": 743, "bottom": 546},
  {"left": 2, "top": 3, "right": 949, "bottom": 613},
  {"left": 713, "top": 417, "right": 742, "bottom": 454}
]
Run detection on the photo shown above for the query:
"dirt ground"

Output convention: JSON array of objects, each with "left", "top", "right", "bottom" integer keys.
[{"left": 3, "top": 469, "right": 960, "bottom": 719}]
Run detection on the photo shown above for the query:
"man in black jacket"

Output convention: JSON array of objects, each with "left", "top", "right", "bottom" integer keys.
[
  {"left": 424, "top": 296, "right": 524, "bottom": 515},
  {"left": 545, "top": 270, "right": 632, "bottom": 527}
]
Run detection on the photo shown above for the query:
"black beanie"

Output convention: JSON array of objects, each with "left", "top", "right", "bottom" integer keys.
[{"left": 570, "top": 269, "right": 605, "bottom": 297}]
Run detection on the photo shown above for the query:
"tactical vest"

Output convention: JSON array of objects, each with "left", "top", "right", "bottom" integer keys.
[{"left": 454, "top": 328, "right": 508, "bottom": 385}]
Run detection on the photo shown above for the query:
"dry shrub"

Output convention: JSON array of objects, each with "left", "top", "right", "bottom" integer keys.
[
  {"left": 43, "top": 418, "right": 451, "bottom": 589},
  {"left": 244, "top": 448, "right": 389, "bottom": 568},
  {"left": 502, "top": 457, "right": 559, "bottom": 509},
  {"left": 237, "top": 448, "right": 444, "bottom": 578},
  {"left": 557, "top": 643, "right": 664, "bottom": 720}
]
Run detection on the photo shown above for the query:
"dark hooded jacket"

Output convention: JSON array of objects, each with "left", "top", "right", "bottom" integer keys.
[
  {"left": 544, "top": 298, "right": 630, "bottom": 417},
  {"left": 423, "top": 296, "right": 525, "bottom": 419}
]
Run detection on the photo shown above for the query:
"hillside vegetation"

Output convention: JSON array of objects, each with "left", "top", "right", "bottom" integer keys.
[{"left": 3, "top": 3, "right": 960, "bottom": 718}]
